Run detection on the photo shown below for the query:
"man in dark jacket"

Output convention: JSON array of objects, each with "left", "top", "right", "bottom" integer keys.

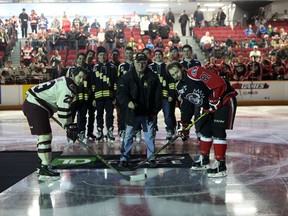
[{"left": 117, "top": 53, "right": 162, "bottom": 168}]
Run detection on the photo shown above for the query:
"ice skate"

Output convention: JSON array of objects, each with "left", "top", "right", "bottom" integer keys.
[
  {"left": 191, "top": 155, "right": 210, "bottom": 170},
  {"left": 106, "top": 127, "right": 115, "bottom": 147},
  {"left": 207, "top": 160, "right": 227, "bottom": 178},
  {"left": 165, "top": 130, "right": 173, "bottom": 144},
  {"left": 87, "top": 132, "right": 96, "bottom": 141},
  {"left": 77, "top": 131, "right": 88, "bottom": 144},
  {"left": 119, "top": 130, "right": 125, "bottom": 143},
  {"left": 135, "top": 130, "right": 141, "bottom": 144},
  {"left": 95, "top": 127, "right": 104, "bottom": 142},
  {"left": 38, "top": 164, "right": 60, "bottom": 181}
]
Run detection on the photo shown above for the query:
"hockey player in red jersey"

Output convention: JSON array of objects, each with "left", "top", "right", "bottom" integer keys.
[
  {"left": 166, "top": 62, "right": 237, "bottom": 177},
  {"left": 22, "top": 66, "right": 87, "bottom": 181}
]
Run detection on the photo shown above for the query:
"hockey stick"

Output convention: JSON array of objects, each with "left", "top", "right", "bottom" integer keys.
[
  {"left": 120, "top": 112, "right": 208, "bottom": 171},
  {"left": 51, "top": 116, "right": 147, "bottom": 182}
]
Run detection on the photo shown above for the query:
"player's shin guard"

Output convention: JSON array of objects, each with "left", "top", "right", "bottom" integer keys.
[
  {"left": 37, "top": 134, "right": 53, "bottom": 165},
  {"left": 213, "top": 138, "right": 227, "bottom": 161},
  {"left": 200, "top": 136, "right": 213, "bottom": 156}
]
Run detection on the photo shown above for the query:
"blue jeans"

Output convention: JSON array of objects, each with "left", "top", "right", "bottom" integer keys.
[
  {"left": 162, "top": 100, "right": 176, "bottom": 132},
  {"left": 120, "top": 116, "right": 155, "bottom": 161}
]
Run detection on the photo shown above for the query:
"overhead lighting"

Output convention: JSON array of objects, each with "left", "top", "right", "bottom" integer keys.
[
  {"left": 146, "top": 8, "right": 165, "bottom": 12},
  {"left": 149, "top": 4, "right": 169, "bottom": 8},
  {"left": 204, "top": 3, "right": 224, "bottom": 7}
]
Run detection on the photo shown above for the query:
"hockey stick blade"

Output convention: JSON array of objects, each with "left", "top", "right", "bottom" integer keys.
[{"left": 51, "top": 116, "right": 146, "bottom": 181}]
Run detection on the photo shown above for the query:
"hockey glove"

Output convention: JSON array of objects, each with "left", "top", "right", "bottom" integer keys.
[
  {"left": 177, "top": 121, "right": 190, "bottom": 141},
  {"left": 208, "top": 97, "right": 221, "bottom": 113},
  {"left": 66, "top": 123, "right": 78, "bottom": 143}
]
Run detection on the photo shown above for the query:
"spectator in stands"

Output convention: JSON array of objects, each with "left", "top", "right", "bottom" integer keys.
[
  {"left": 130, "top": 11, "right": 140, "bottom": 28},
  {"left": 66, "top": 26, "right": 78, "bottom": 50},
  {"left": 225, "top": 35, "right": 234, "bottom": 49},
  {"left": 0, "top": 27, "right": 9, "bottom": 52},
  {"left": 267, "top": 24, "right": 273, "bottom": 35},
  {"left": 281, "top": 10, "right": 288, "bottom": 20},
  {"left": 249, "top": 45, "right": 261, "bottom": 62},
  {"left": 115, "top": 38, "right": 125, "bottom": 50},
  {"left": 61, "top": 15, "right": 71, "bottom": 33},
  {"left": 97, "top": 28, "right": 105, "bottom": 46},
  {"left": 37, "top": 34, "right": 47, "bottom": 54},
  {"left": 38, "top": 13, "right": 48, "bottom": 31},
  {"left": 136, "top": 38, "right": 145, "bottom": 51},
  {"left": 210, "top": 44, "right": 225, "bottom": 59},
  {"left": 232, "top": 55, "right": 247, "bottom": 81},
  {"left": 269, "top": 44, "right": 280, "bottom": 58},
  {"left": 35, "top": 47, "right": 48, "bottom": 63},
  {"left": 165, "top": 7, "right": 175, "bottom": 30},
  {"left": 19, "top": 8, "right": 28, "bottom": 38},
  {"left": 244, "top": 24, "right": 255, "bottom": 36},
  {"left": 72, "top": 14, "right": 82, "bottom": 31},
  {"left": 21, "top": 40, "right": 34, "bottom": 67},
  {"left": 170, "top": 31, "right": 181, "bottom": 45},
  {"left": 270, "top": 12, "right": 279, "bottom": 21},
  {"left": 271, "top": 56, "right": 286, "bottom": 80},
  {"left": 15, "top": 60, "right": 29, "bottom": 84},
  {"left": 105, "top": 25, "right": 116, "bottom": 51},
  {"left": 256, "top": 23, "right": 268, "bottom": 38},
  {"left": 81, "top": 16, "right": 89, "bottom": 34},
  {"left": 216, "top": 8, "right": 226, "bottom": 26},
  {"left": 279, "top": 27, "right": 287, "bottom": 40},
  {"left": 29, "top": 9, "right": 38, "bottom": 34},
  {"left": 50, "top": 16, "right": 60, "bottom": 32},
  {"left": 48, "top": 28, "right": 60, "bottom": 51},
  {"left": 193, "top": 5, "right": 204, "bottom": 27},
  {"left": 59, "top": 29, "right": 68, "bottom": 50},
  {"left": 200, "top": 31, "right": 212, "bottom": 51},
  {"left": 115, "top": 19, "right": 125, "bottom": 40},
  {"left": 259, "top": 34, "right": 271, "bottom": 48},
  {"left": 158, "top": 11, "right": 166, "bottom": 26},
  {"left": 149, "top": 16, "right": 159, "bottom": 41},
  {"left": 77, "top": 28, "right": 88, "bottom": 50},
  {"left": 155, "top": 37, "right": 165, "bottom": 49},
  {"left": 270, "top": 26, "right": 280, "bottom": 38},
  {"left": 249, "top": 36, "right": 257, "bottom": 48},
  {"left": 91, "top": 19, "right": 101, "bottom": 30},
  {"left": 158, "top": 22, "right": 170, "bottom": 39},
  {"left": 140, "top": 16, "right": 150, "bottom": 36},
  {"left": 246, "top": 57, "right": 263, "bottom": 80},
  {"left": 127, "top": 37, "right": 137, "bottom": 49},
  {"left": 50, "top": 50, "right": 61, "bottom": 67},
  {"left": 276, "top": 44, "right": 288, "bottom": 61},
  {"left": 105, "top": 17, "right": 114, "bottom": 30},
  {"left": 224, "top": 46, "right": 236, "bottom": 64},
  {"left": 178, "top": 10, "right": 189, "bottom": 36},
  {"left": 256, "top": 7, "right": 266, "bottom": 23},
  {"left": 271, "top": 35, "right": 283, "bottom": 48},
  {"left": 145, "top": 38, "right": 155, "bottom": 50}
]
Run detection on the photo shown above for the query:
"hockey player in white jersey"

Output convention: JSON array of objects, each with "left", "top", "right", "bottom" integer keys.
[{"left": 22, "top": 66, "right": 87, "bottom": 181}]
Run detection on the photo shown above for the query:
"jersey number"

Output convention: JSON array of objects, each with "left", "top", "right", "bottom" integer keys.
[{"left": 34, "top": 80, "right": 56, "bottom": 93}]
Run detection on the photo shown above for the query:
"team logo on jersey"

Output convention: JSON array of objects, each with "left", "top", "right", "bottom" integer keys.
[
  {"left": 191, "top": 67, "right": 198, "bottom": 76},
  {"left": 185, "top": 89, "right": 204, "bottom": 106},
  {"left": 178, "top": 85, "right": 187, "bottom": 95}
]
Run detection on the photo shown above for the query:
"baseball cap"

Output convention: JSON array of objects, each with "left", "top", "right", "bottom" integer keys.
[
  {"left": 112, "top": 48, "right": 120, "bottom": 55},
  {"left": 134, "top": 53, "right": 148, "bottom": 61}
]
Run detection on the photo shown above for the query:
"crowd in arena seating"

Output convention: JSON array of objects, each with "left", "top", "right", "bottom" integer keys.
[{"left": 0, "top": 6, "right": 287, "bottom": 84}]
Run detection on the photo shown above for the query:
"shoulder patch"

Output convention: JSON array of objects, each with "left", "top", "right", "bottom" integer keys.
[{"left": 192, "top": 67, "right": 198, "bottom": 76}]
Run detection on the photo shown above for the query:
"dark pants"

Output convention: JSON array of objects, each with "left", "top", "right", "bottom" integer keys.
[
  {"left": 71, "top": 101, "right": 88, "bottom": 133},
  {"left": 31, "top": 25, "right": 37, "bottom": 33},
  {"left": 21, "top": 24, "right": 28, "bottom": 38},
  {"left": 95, "top": 98, "right": 114, "bottom": 130},
  {"left": 181, "top": 24, "right": 187, "bottom": 36},
  {"left": 87, "top": 101, "right": 96, "bottom": 134}
]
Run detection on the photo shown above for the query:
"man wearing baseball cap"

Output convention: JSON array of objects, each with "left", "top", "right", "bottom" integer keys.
[{"left": 117, "top": 52, "right": 162, "bottom": 168}]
